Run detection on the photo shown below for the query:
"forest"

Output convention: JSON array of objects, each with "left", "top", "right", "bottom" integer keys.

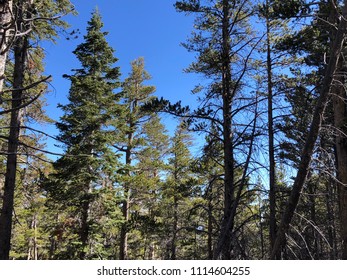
[{"left": 1, "top": 0, "right": 347, "bottom": 260}]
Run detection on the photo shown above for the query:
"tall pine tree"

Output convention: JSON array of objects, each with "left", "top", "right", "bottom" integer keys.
[
  {"left": 45, "top": 9, "right": 120, "bottom": 259},
  {"left": 175, "top": 0, "right": 257, "bottom": 259}
]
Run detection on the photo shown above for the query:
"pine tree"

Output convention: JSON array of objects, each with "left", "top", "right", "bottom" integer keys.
[
  {"left": 114, "top": 57, "right": 158, "bottom": 259},
  {"left": 128, "top": 115, "right": 169, "bottom": 259},
  {"left": 45, "top": 9, "right": 121, "bottom": 259},
  {"left": 163, "top": 123, "right": 194, "bottom": 259},
  {"left": 175, "top": 0, "right": 258, "bottom": 259},
  {"left": 258, "top": 0, "right": 303, "bottom": 258},
  {"left": 195, "top": 124, "right": 225, "bottom": 259}
]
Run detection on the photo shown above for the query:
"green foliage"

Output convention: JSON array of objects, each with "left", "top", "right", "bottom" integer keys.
[
  {"left": 4, "top": 0, "right": 346, "bottom": 260},
  {"left": 44, "top": 10, "right": 121, "bottom": 259},
  {"left": 113, "top": 57, "right": 171, "bottom": 259},
  {"left": 268, "top": 0, "right": 308, "bottom": 19}
]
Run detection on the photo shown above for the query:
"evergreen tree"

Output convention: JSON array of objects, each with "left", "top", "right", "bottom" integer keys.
[
  {"left": 10, "top": 155, "right": 52, "bottom": 260},
  {"left": 162, "top": 123, "right": 195, "bottom": 259},
  {"left": 114, "top": 57, "right": 158, "bottom": 259},
  {"left": 127, "top": 115, "right": 169, "bottom": 259},
  {"left": 45, "top": 9, "right": 121, "bottom": 259},
  {"left": 175, "top": 0, "right": 258, "bottom": 259}
]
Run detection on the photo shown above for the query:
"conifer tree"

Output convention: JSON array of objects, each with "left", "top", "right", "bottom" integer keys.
[
  {"left": 128, "top": 115, "right": 169, "bottom": 259},
  {"left": 258, "top": 0, "right": 301, "bottom": 258},
  {"left": 175, "top": 0, "right": 257, "bottom": 259},
  {"left": 163, "top": 123, "right": 195, "bottom": 259},
  {"left": 114, "top": 57, "right": 157, "bottom": 260},
  {"left": 45, "top": 9, "right": 120, "bottom": 259}
]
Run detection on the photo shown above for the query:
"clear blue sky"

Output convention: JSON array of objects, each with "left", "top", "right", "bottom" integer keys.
[{"left": 42, "top": 0, "right": 202, "bottom": 155}]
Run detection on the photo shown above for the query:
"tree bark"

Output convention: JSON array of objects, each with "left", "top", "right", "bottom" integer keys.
[
  {"left": 0, "top": 31, "right": 28, "bottom": 260},
  {"left": 119, "top": 125, "right": 133, "bottom": 260},
  {"left": 332, "top": 62, "right": 347, "bottom": 259},
  {"left": 270, "top": 0, "right": 347, "bottom": 259},
  {"left": 0, "top": 0, "right": 13, "bottom": 96}
]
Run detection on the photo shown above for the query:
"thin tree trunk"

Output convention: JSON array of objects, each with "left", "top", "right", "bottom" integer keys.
[
  {"left": 270, "top": 0, "right": 347, "bottom": 259},
  {"left": 119, "top": 131, "right": 133, "bottom": 260},
  {"left": 33, "top": 215, "right": 38, "bottom": 260},
  {"left": 266, "top": 4, "right": 277, "bottom": 258},
  {"left": 259, "top": 199, "right": 265, "bottom": 259},
  {"left": 170, "top": 148, "right": 179, "bottom": 260},
  {"left": 307, "top": 178, "right": 318, "bottom": 258},
  {"left": 27, "top": 214, "right": 38, "bottom": 260},
  {"left": 326, "top": 177, "right": 337, "bottom": 259},
  {"left": 171, "top": 194, "right": 178, "bottom": 260},
  {"left": 119, "top": 183, "right": 130, "bottom": 260},
  {"left": 207, "top": 200, "right": 213, "bottom": 259}
]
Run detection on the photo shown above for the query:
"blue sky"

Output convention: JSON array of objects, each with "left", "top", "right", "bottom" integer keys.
[{"left": 41, "top": 0, "right": 202, "bottom": 155}]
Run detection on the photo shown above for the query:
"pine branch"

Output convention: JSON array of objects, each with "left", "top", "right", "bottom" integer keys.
[{"left": 0, "top": 75, "right": 51, "bottom": 115}]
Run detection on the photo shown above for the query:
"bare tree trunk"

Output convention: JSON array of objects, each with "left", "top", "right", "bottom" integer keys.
[
  {"left": 270, "top": 0, "right": 347, "bottom": 259},
  {"left": 0, "top": 0, "right": 13, "bottom": 96}
]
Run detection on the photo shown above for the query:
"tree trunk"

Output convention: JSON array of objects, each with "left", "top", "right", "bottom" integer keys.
[
  {"left": 266, "top": 1, "right": 279, "bottom": 259},
  {"left": 0, "top": 32, "right": 28, "bottom": 260},
  {"left": 79, "top": 198, "right": 90, "bottom": 259},
  {"left": 207, "top": 200, "right": 213, "bottom": 259},
  {"left": 119, "top": 131, "right": 133, "bottom": 260},
  {"left": 307, "top": 178, "right": 318, "bottom": 258},
  {"left": 326, "top": 176, "right": 337, "bottom": 259},
  {"left": 270, "top": 0, "right": 347, "bottom": 259},
  {"left": 27, "top": 214, "right": 38, "bottom": 260},
  {"left": 170, "top": 194, "right": 178, "bottom": 260},
  {"left": 213, "top": 0, "right": 234, "bottom": 260},
  {"left": 0, "top": 0, "right": 13, "bottom": 96},
  {"left": 332, "top": 66, "right": 347, "bottom": 259},
  {"left": 119, "top": 182, "right": 130, "bottom": 260},
  {"left": 266, "top": 5, "right": 277, "bottom": 258}
]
